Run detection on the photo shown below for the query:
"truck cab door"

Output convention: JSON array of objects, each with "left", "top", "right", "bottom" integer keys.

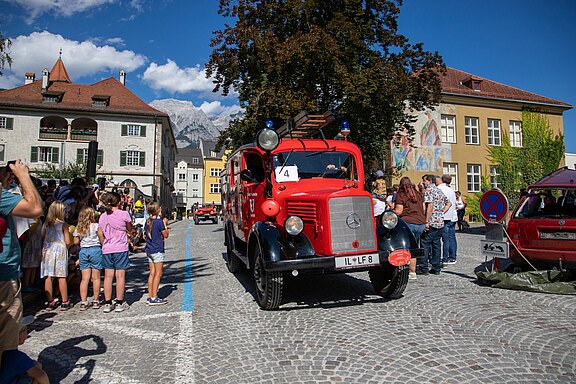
[{"left": 237, "top": 151, "right": 266, "bottom": 240}]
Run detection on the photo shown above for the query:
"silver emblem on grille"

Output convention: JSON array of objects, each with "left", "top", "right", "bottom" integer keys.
[
  {"left": 346, "top": 213, "right": 361, "bottom": 229},
  {"left": 559, "top": 219, "right": 566, "bottom": 226}
]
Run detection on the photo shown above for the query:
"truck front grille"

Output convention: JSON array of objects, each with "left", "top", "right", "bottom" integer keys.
[{"left": 329, "top": 196, "right": 376, "bottom": 254}]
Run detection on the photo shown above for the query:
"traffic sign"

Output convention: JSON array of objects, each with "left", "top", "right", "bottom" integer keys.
[
  {"left": 481, "top": 240, "right": 509, "bottom": 259},
  {"left": 479, "top": 189, "right": 509, "bottom": 223}
]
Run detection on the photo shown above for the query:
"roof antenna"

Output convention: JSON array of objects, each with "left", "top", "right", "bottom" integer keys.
[{"left": 59, "top": 48, "right": 62, "bottom": 58}]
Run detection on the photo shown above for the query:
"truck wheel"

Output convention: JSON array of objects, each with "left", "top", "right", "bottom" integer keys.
[
  {"left": 212, "top": 218, "right": 218, "bottom": 224},
  {"left": 253, "top": 244, "right": 283, "bottom": 310},
  {"left": 369, "top": 264, "right": 409, "bottom": 299},
  {"left": 225, "top": 232, "right": 243, "bottom": 273}
]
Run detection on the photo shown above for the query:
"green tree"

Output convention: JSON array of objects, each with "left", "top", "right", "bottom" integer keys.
[
  {"left": 488, "top": 109, "right": 564, "bottom": 206},
  {"left": 0, "top": 26, "right": 12, "bottom": 77},
  {"left": 207, "top": 0, "right": 444, "bottom": 170}
]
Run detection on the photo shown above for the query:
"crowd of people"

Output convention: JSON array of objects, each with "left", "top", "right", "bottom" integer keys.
[
  {"left": 0, "top": 160, "right": 171, "bottom": 383},
  {"left": 372, "top": 171, "right": 468, "bottom": 280}
]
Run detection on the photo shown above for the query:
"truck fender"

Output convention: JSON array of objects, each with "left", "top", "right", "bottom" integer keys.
[
  {"left": 224, "top": 219, "right": 235, "bottom": 250},
  {"left": 247, "top": 222, "right": 282, "bottom": 270},
  {"left": 377, "top": 218, "right": 419, "bottom": 253}
]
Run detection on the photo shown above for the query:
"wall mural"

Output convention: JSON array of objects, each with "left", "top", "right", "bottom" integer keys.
[{"left": 391, "top": 104, "right": 455, "bottom": 173}]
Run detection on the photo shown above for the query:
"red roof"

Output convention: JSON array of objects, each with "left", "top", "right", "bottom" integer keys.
[
  {"left": 529, "top": 168, "right": 576, "bottom": 189},
  {"left": 0, "top": 59, "right": 167, "bottom": 117},
  {"left": 441, "top": 67, "right": 572, "bottom": 108}
]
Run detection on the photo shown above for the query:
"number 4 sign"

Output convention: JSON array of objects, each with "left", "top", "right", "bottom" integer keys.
[{"left": 275, "top": 165, "right": 299, "bottom": 182}]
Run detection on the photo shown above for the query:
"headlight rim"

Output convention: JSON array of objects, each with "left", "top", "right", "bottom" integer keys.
[{"left": 380, "top": 211, "right": 399, "bottom": 230}]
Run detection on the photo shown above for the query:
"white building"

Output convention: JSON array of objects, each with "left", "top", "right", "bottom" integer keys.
[
  {"left": 173, "top": 148, "right": 204, "bottom": 215},
  {"left": 565, "top": 153, "right": 576, "bottom": 169},
  {"left": 0, "top": 58, "right": 177, "bottom": 209}
]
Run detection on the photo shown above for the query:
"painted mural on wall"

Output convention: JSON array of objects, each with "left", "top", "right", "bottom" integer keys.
[{"left": 391, "top": 104, "right": 455, "bottom": 173}]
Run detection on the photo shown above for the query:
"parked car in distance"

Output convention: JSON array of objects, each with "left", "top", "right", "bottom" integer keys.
[
  {"left": 507, "top": 167, "right": 576, "bottom": 271},
  {"left": 193, "top": 203, "right": 219, "bottom": 224}
]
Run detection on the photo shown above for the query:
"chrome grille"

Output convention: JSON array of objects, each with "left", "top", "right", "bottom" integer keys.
[
  {"left": 286, "top": 201, "right": 317, "bottom": 224},
  {"left": 329, "top": 196, "right": 376, "bottom": 254}
]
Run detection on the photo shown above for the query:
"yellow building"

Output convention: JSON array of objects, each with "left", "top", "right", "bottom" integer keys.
[
  {"left": 392, "top": 67, "right": 572, "bottom": 194},
  {"left": 200, "top": 139, "right": 225, "bottom": 207}
]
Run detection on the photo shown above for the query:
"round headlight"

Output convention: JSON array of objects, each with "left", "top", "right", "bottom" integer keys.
[
  {"left": 256, "top": 128, "right": 280, "bottom": 152},
  {"left": 380, "top": 211, "right": 398, "bottom": 230},
  {"left": 285, "top": 216, "right": 304, "bottom": 236}
]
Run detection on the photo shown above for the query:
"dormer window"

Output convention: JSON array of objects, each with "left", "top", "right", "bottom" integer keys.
[
  {"left": 462, "top": 77, "right": 483, "bottom": 92},
  {"left": 92, "top": 95, "right": 110, "bottom": 107},
  {"left": 42, "top": 91, "right": 63, "bottom": 103},
  {"left": 472, "top": 80, "right": 482, "bottom": 91}
]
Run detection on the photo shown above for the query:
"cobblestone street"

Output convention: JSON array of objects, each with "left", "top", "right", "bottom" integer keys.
[{"left": 19, "top": 220, "right": 576, "bottom": 383}]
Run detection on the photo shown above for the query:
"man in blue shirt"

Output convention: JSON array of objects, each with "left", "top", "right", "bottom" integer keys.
[{"left": 0, "top": 160, "right": 43, "bottom": 370}]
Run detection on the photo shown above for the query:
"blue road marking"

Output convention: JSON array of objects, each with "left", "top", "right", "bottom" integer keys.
[{"left": 182, "top": 222, "right": 194, "bottom": 312}]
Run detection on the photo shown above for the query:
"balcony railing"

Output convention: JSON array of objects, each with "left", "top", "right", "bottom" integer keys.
[
  {"left": 39, "top": 127, "right": 97, "bottom": 141},
  {"left": 39, "top": 127, "right": 67, "bottom": 140}
]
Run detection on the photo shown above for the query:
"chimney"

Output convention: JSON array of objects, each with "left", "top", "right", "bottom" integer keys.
[
  {"left": 41, "top": 68, "right": 49, "bottom": 90},
  {"left": 119, "top": 70, "right": 126, "bottom": 86},
  {"left": 24, "top": 72, "right": 35, "bottom": 85}
]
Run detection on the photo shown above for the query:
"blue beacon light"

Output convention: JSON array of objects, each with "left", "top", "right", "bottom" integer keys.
[
  {"left": 341, "top": 120, "right": 350, "bottom": 140},
  {"left": 265, "top": 120, "right": 274, "bottom": 129}
]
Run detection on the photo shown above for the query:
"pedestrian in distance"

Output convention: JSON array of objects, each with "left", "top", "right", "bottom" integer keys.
[
  {"left": 455, "top": 191, "right": 468, "bottom": 231},
  {"left": 41, "top": 202, "right": 72, "bottom": 311},
  {"left": 73, "top": 207, "right": 103, "bottom": 310},
  {"left": 98, "top": 192, "right": 133, "bottom": 313},
  {"left": 145, "top": 202, "right": 169, "bottom": 306},
  {"left": 437, "top": 175, "right": 458, "bottom": 266}
]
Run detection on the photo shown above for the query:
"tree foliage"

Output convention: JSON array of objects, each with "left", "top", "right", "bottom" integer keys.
[
  {"left": 33, "top": 161, "right": 88, "bottom": 181},
  {"left": 488, "top": 109, "right": 565, "bottom": 206},
  {"left": 207, "top": 0, "right": 445, "bottom": 171},
  {"left": 0, "top": 25, "right": 12, "bottom": 77}
]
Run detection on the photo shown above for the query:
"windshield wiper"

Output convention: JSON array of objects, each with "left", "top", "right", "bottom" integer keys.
[{"left": 277, "top": 148, "right": 294, "bottom": 176}]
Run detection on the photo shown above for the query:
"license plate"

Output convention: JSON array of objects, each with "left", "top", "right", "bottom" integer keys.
[
  {"left": 335, "top": 253, "right": 380, "bottom": 269},
  {"left": 540, "top": 231, "right": 576, "bottom": 240}
]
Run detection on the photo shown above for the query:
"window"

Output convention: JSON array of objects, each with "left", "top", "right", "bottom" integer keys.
[
  {"left": 0, "top": 144, "right": 4, "bottom": 162},
  {"left": 0, "top": 116, "right": 14, "bottom": 130},
  {"left": 178, "top": 188, "right": 186, "bottom": 194},
  {"left": 92, "top": 96, "right": 110, "bottom": 107},
  {"left": 442, "top": 162, "right": 458, "bottom": 190},
  {"left": 490, "top": 166, "right": 500, "bottom": 189},
  {"left": 42, "top": 95, "right": 60, "bottom": 103},
  {"left": 178, "top": 173, "right": 186, "bottom": 181},
  {"left": 76, "top": 148, "right": 103, "bottom": 166},
  {"left": 210, "top": 183, "right": 220, "bottom": 194},
  {"left": 121, "top": 124, "right": 147, "bottom": 137},
  {"left": 467, "top": 164, "right": 481, "bottom": 192},
  {"left": 192, "top": 158, "right": 199, "bottom": 164},
  {"left": 487, "top": 119, "right": 501, "bottom": 146},
  {"left": 210, "top": 168, "right": 220, "bottom": 177},
  {"left": 510, "top": 121, "right": 522, "bottom": 147},
  {"left": 472, "top": 80, "right": 482, "bottom": 91},
  {"left": 120, "top": 150, "right": 145, "bottom": 167},
  {"left": 30, "top": 146, "right": 59, "bottom": 163},
  {"left": 465, "top": 117, "right": 479, "bottom": 144},
  {"left": 192, "top": 174, "right": 199, "bottom": 182},
  {"left": 440, "top": 115, "right": 456, "bottom": 143},
  {"left": 192, "top": 189, "right": 199, "bottom": 197}
]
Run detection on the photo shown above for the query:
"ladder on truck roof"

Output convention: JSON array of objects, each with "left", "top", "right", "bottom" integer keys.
[{"left": 276, "top": 111, "right": 335, "bottom": 139}]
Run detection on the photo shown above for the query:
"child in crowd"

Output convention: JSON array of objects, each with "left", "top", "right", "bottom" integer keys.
[
  {"left": 372, "top": 170, "right": 387, "bottom": 201},
  {"left": 21, "top": 218, "right": 43, "bottom": 292},
  {"left": 41, "top": 201, "right": 71, "bottom": 310},
  {"left": 0, "top": 316, "right": 49, "bottom": 384},
  {"left": 144, "top": 202, "right": 169, "bottom": 306},
  {"left": 98, "top": 192, "right": 133, "bottom": 313},
  {"left": 74, "top": 207, "right": 103, "bottom": 310}
]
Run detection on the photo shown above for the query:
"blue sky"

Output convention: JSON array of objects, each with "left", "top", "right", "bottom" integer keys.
[{"left": 1, "top": 0, "right": 574, "bottom": 152}]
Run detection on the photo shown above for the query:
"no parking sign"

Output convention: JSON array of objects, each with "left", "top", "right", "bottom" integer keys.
[{"left": 479, "top": 189, "right": 509, "bottom": 223}]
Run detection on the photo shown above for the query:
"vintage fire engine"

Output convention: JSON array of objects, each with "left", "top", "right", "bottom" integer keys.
[{"left": 221, "top": 112, "right": 423, "bottom": 309}]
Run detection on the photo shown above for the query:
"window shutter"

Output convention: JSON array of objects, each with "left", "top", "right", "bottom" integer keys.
[
  {"left": 30, "top": 147, "right": 38, "bottom": 163},
  {"left": 76, "top": 148, "right": 83, "bottom": 164},
  {"left": 140, "top": 125, "right": 146, "bottom": 137},
  {"left": 120, "top": 151, "right": 127, "bottom": 166},
  {"left": 6, "top": 118, "right": 13, "bottom": 130},
  {"left": 97, "top": 150, "right": 103, "bottom": 166},
  {"left": 51, "top": 147, "right": 59, "bottom": 163},
  {"left": 121, "top": 125, "right": 127, "bottom": 136},
  {"left": 139, "top": 151, "right": 145, "bottom": 167}
]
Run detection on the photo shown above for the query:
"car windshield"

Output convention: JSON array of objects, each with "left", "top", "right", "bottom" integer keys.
[
  {"left": 273, "top": 150, "right": 357, "bottom": 181},
  {"left": 515, "top": 188, "right": 576, "bottom": 218}
]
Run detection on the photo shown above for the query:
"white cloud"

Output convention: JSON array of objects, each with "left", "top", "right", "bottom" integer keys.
[
  {"left": 199, "top": 101, "right": 243, "bottom": 118},
  {"left": 0, "top": 31, "right": 146, "bottom": 88},
  {"left": 10, "top": 0, "right": 116, "bottom": 23},
  {"left": 104, "top": 37, "right": 125, "bottom": 46},
  {"left": 142, "top": 59, "right": 215, "bottom": 94}
]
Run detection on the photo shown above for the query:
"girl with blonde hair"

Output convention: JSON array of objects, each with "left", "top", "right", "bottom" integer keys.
[
  {"left": 41, "top": 202, "right": 71, "bottom": 310},
  {"left": 144, "top": 202, "right": 169, "bottom": 305},
  {"left": 73, "top": 207, "right": 103, "bottom": 310}
]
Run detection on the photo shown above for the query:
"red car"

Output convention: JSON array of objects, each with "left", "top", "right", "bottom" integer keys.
[
  {"left": 507, "top": 167, "right": 576, "bottom": 270},
  {"left": 193, "top": 203, "right": 219, "bottom": 225}
]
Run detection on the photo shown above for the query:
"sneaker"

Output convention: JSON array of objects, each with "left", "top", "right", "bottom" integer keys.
[
  {"left": 114, "top": 302, "right": 130, "bottom": 312},
  {"left": 409, "top": 272, "right": 417, "bottom": 280},
  {"left": 416, "top": 269, "right": 429, "bottom": 276},
  {"left": 46, "top": 299, "right": 60, "bottom": 310},
  {"left": 102, "top": 303, "right": 115, "bottom": 313},
  {"left": 60, "top": 301, "right": 71, "bottom": 311},
  {"left": 147, "top": 297, "right": 168, "bottom": 306},
  {"left": 79, "top": 301, "right": 89, "bottom": 311},
  {"left": 429, "top": 269, "right": 441, "bottom": 275},
  {"left": 92, "top": 300, "right": 101, "bottom": 309},
  {"left": 446, "top": 260, "right": 457, "bottom": 265}
]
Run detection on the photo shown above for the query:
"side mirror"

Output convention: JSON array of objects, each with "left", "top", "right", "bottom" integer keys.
[{"left": 240, "top": 169, "right": 257, "bottom": 183}]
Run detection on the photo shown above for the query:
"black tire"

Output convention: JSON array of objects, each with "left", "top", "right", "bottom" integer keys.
[
  {"left": 225, "top": 231, "right": 243, "bottom": 273},
  {"left": 369, "top": 264, "right": 409, "bottom": 299},
  {"left": 253, "top": 243, "right": 283, "bottom": 310},
  {"left": 212, "top": 218, "right": 218, "bottom": 224}
]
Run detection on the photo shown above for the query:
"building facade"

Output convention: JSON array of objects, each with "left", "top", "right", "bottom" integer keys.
[
  {"left": 173, "top": 148, "right": 204, "bottom": 215},
  {"left": 565, "top": 153, "right": 576, "bottom": 170},
  {"left": 200, "top": 139, "right": 225, "bottom": 208},
  {"left": 0, "top": 58, "right": 177, "bottom": 209},
  {"left": 392, "top": 67, "right": 572, "bottom": 193}
]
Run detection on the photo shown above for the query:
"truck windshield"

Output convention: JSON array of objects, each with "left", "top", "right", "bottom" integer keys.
[{"left": 273, "top": 150, "right": 357, "bottom": 180}]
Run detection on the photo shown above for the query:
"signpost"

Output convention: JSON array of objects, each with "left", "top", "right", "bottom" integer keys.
[{"left": 479, "top": 189, "right": 509, "bottom": 270}]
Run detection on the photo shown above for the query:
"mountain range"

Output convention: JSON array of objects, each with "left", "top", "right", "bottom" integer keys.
[{"left": 149, "top": 98, "right": 243, "bottom": 148}]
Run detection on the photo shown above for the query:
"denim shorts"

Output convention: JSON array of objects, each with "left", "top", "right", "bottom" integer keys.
[
  {"left": 147, "top": 252, "right": 165, "bottom": 263},
  {"left": 79, "top": 246, "right": 103, "bottom": 270},
  {"left": 102, "top": 251, "right": 130, "bottom": 270}
]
